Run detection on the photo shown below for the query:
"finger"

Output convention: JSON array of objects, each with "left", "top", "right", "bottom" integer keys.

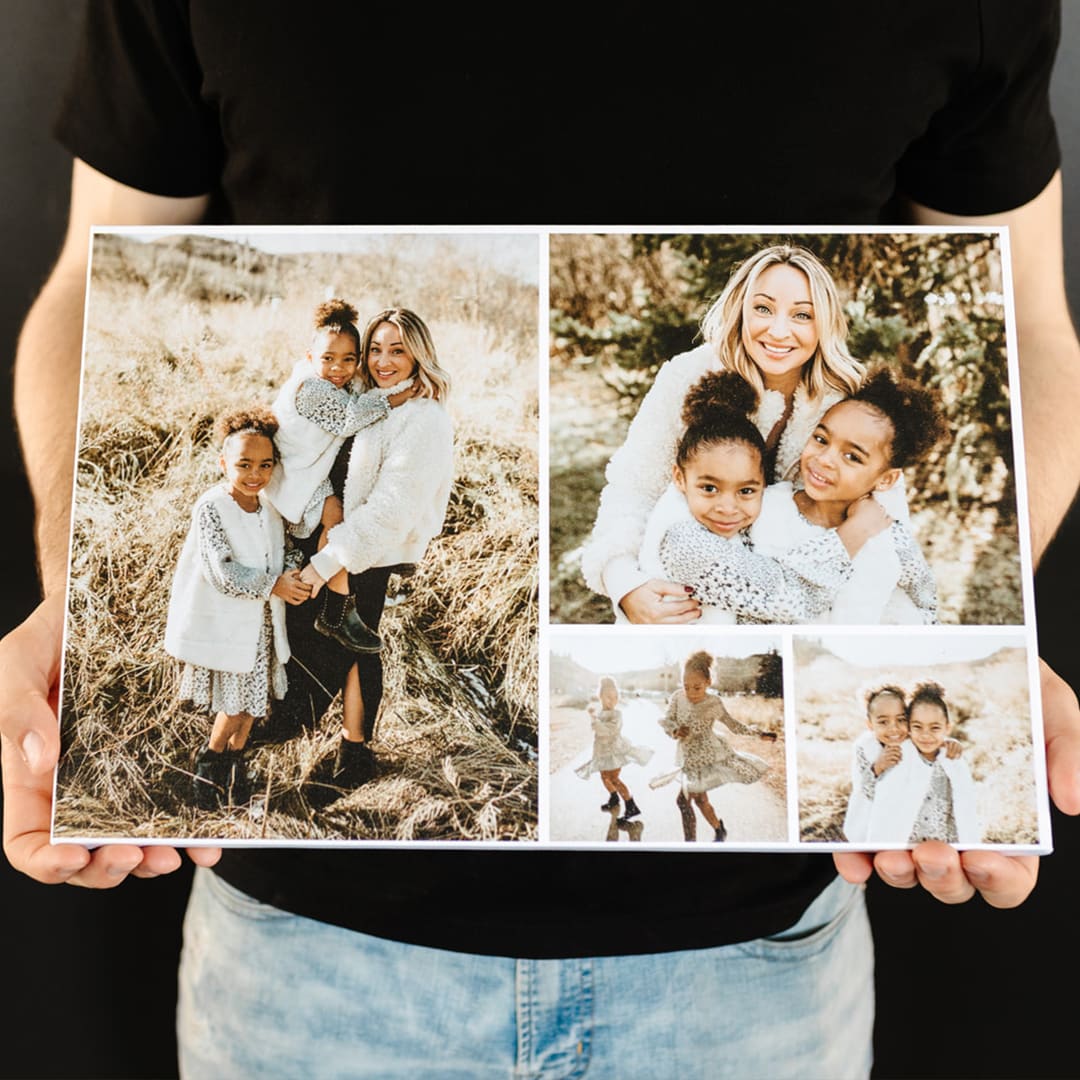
[
  {"left": 652, "top": 579, "right": 697, "bottom": 599},
  {"left": 0, "top": 594, "right": 66, "bottom": 775},
  {"left": 1040, "top": 659, "right": 1080, "bottom": 815},
  {"left": 833, "top": 852, "right": 874, "bottom": 884},
  {"left": 187, "top": 845, "right": 223, "bottom": 868},
  {"left": 960, "top": 851, "right": 1038, "bottom": 909},
  {"left": 908, "top": 842, "right": 975, "bottom": 904},
  {"left": 872, "top": 849, "right": 919, "bottom": 890},
  {"left": 656, "top": 604, "right": 703, "bottom": 624},
  {"left": 1, "top": 735, "right": 91, "bottom": 882},
  {"left": 65, "top": 845, "right": 149, "bottom": 889},
  {"left": 129, "top": 846, "right": 184, "bottom": 878}
]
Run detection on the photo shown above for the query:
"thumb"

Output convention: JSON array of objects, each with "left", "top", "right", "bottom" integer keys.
[{"left": 0, "top": 593, "right": 65, "bottom": 775}]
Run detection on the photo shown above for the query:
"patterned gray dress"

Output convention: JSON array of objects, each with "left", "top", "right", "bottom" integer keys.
[
  {"left": 658, "top": 690, "right": 767, "bottom": 794},
  {"left": 178, "top": 496, "right": 301, "bottom": 718}
]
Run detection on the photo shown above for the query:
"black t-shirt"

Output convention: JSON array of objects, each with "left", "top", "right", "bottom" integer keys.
[{"left": 53, "top": 0, "right": 1060, "bottom": 957}]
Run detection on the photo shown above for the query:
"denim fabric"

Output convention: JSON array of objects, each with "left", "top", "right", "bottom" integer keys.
[{"left": 177, "top": 867, "right": 873, "bottom": 1079}]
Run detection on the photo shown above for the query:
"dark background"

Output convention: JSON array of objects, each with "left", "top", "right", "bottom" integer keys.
[{"left": 2, "top": 4, "right": 1078, "bottom": 1077}]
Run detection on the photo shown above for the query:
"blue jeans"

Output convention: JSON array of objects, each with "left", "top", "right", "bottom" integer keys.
[{"left": 177, "top": 868, "right": 873, "bottom": 1079}]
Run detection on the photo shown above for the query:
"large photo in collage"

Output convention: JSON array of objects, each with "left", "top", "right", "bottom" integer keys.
[{"left": 53, "top": 228, "right": 539, "bottom": 845}]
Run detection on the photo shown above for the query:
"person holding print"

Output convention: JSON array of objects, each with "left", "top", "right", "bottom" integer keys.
[
  {"left": 574, "top": 675, "right": 653, "bottom": 822},
  {"left": 264, "top": 298, "right": 416, "bottom": 654},
  {"left": 164, "top": 407, "right": 311, "bottom": 808},
  {"left": 656, "top": 650, "right": 768, "bottom": 842},
  {"left": 645, "top": 370, "right": 895, "bottom": 623},
  {"left": 663, "top": 367, "right": 947, "bottom": 624}
]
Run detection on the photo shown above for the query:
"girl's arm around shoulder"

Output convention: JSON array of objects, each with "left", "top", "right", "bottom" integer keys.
[
  {"left": 294, "top": 375, "right": 390, "bottom": 437},
  {"left": 887, "top": 521, "right": 938, "bottom": 624},
  {"left": 194, "top": 496, "right": 279, "bottom": 600}
]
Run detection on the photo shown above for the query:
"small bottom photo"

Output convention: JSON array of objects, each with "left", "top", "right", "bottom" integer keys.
[
  {"left": 794, "top": 632, "right": 1043, "bottom": 848},
  {"left": 547, "top": 630, "right": 788, "bottom": 846}
]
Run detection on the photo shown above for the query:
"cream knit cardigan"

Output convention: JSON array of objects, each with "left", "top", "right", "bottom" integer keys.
[{"left": 308, "top": 396, "right": 454, "bottom": 580}]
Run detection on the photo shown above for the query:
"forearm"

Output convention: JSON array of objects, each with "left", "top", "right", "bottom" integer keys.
[{"left": 13, "top": 265, "right": 86, "bottom": 596}]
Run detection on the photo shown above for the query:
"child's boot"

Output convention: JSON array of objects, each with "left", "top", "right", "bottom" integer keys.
[
  {"left": 714, "top": 819, "right": 728, "bottom": 842},
  {"left": 192, "top": 745, "right": 228, "bottom": 810},
  {"left": 600, "top": 791, "right": 619, "bottom": 812},
  {"left": 676, "top": 791, "right": 696, "bottom": 841},
  {"left": 333, "top": 736, "right": 377, "bottom": 788},
  {"left": 619, "top": 795, "right": 641, "bottom": 821},
  {"left": 315, "top": 591, "right": 382, "bottom": 654}
]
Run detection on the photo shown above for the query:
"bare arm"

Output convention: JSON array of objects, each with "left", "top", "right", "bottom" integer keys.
[
  {"left": 835, "top": 174, "right": 1080, "bottom": 908},
  {"left": 14, "top": 159, "right": 209, "bottom": 595},
  {"left": 907, "top": 171, "right": 1080, "bottom": 564},
  {"left": 2, "top": 159, "right": 213, "bottom": 887}
]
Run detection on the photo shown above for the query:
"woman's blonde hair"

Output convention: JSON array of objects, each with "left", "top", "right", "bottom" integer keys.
[
  {"left": 700, "top": 244, "right": 864, "bottom": 399},
  {"left": 357, "top": 307, "right": 451, "bottom": 401}
]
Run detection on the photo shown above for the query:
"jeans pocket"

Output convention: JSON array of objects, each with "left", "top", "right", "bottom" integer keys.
[{"left": 201, "top": 867, "right": 296, "bottom": 923}]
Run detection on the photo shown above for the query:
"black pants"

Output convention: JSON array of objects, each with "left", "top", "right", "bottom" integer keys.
[{"left": 279, "top": 529, "right": 393, "bottom": 741}]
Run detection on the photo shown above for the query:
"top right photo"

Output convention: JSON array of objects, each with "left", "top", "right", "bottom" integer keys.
[{"left": 550, "top": 232, "right": 1025, "bottom": 627}]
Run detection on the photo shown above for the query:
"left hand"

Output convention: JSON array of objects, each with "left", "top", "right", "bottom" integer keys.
[
  {"left": 834, "top": 659, "right": 1080, "bottom": 909},
  {"left": 299, "top": 563, "right": 326, "bottom": 600}
]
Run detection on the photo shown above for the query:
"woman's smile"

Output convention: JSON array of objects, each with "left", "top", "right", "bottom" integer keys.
[{"left": 366, "top": 321, "right": 417, "bottom": 388}]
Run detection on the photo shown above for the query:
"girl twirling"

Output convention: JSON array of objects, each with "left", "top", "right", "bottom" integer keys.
[
  {"left": 655, "top": 650, "right": 767, "bottom": 842},
  {"left": 574, "top": 675, "right": 653, "bottom": 822}
]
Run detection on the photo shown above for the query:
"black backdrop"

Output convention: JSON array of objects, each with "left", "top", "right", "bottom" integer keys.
[{"left": 2, "top": 4, "right": 1079, "bottom": 1077}]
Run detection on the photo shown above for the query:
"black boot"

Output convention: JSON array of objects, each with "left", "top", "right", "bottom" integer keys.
[
  {"left": 332, "top": 736, "right": 377, "bottom": 788},
  {"left": 618, "top": 795, "right": 641, "bottom": 822},
  {"left": 600, "top": 790, "right": 619, "bottom": 812},
  {"left": 714, "top": 819, "right": 728, "bottom": 842},
  {"left": 315, "top": 591, "right": 383, "bottom": 653},
  {"left": 192, "top": 745, "right": 228, "bottom": 810},
  {"left": 676, "top": 791, "right": 697, "bottom": 841}
]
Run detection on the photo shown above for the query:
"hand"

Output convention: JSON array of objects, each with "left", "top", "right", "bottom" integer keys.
[
  {"left": 387, "top": 380, "right": 422, "bottom": 408},
  {"left": 272, "top": 568, "right": 313, "bottom": 605},
  {"left": 833, "top": 659, "right": 1080, "bottom": 909},
  {"left": 298, "top": 563, "right": 326, "bottom": 600},
  {"left": 619, "top": 579, "right": 701, "bottom": 624},
  {"left": 837, "top": 495, "right": 893, "bottom": 556},
  {"left": 1, "top": 594, "right": 221, "bottom": 886},
  {"left": 872, "top": 745, "right": 902, "bottom": 776},
  {"left": 944, "top": 737, "right": 963, "bottom": 760}
]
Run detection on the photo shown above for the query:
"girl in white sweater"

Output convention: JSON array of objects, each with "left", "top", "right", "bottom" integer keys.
[
  {"left": 265, "top": 298, "right": 416, "bottom": 654},
  {"left": 165, "top": 408, "right": 311, "bottom": 809}
]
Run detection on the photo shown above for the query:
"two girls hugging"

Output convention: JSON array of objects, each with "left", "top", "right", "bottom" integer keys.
[
  {"left": 582, "top": 244, "right": 950, "bottom": 626},
  {"left": 164, "top": 300, "right": 454, "bottom": 810},
  {"left": 843, "top": 682, "right": 979, "bottom": 845}
]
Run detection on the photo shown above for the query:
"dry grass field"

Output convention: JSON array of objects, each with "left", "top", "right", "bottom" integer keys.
[
  {"left": 54, "top": 231, "right": 538, "bottom": 843},
  {"left": 794, "top": 638, "right": 1038, "bottom": 845}
]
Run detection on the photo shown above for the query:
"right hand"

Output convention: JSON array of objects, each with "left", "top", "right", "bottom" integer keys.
[
  {"left": 872, "top": 744, "right": 903, "bottom": 776},
  {"left": 1, "top": 594, "right": 221, "bottom": 885},
  {"left": 618, "top": 579, "right": 702, "bottom": 624},
  {"left": 272, "top": 568, "right": 313, "bottom": 605},
  {"left": 844, "top": 494, "right": 893, "bottom": 536},
  {"left": 387, "top": 380, "right": 422, "bottom": 408}
]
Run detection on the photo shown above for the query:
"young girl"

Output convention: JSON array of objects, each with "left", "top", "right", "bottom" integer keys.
[
  {"left": 574, "top": 675, "right": 653, "bottom": 821},
  {"left": 857, "top": 682, "right": 979, "bottom": 844},
  {"left": 165, "top": 408, "right": 310, "bottom": 809},
  {"left": 655, "top": 650, "right": 768, "bottom": 842},
  {"left": 264, "top": 298, "right": 414, "bottom": 653},
  {"left": 841, "top": 684, "right": 918, "bottom": 843},
  {"left": 660, "top": 367, "right": 946, "bottom": 624},
  {"left": 640, "top": 371, "right": 892, "bottom": 623}
]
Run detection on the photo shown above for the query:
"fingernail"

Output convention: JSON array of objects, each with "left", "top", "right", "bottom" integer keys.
[
  {"left": 20, "top": 731, "right": 44, "bottom": 772},
  {"left": 684, "top": 586, "right": 693, "bottom": 593}
]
